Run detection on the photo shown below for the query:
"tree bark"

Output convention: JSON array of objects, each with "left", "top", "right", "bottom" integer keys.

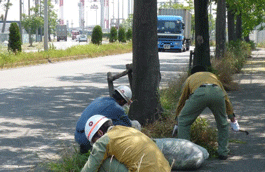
[
  {"left": 227, "top": 5, "right": 236, "bottom": 43},
  {"left": 215, "top": 0, "right": 226, "bottom": 59},
  {"left": 236, "top": 13, "right": 242, "bottom": 41},
  {"left": 193, "top": 0, "right": 211, "bottom": 68},
  {"left": 128, "top": 0, "right": 161, "bottom": 125}
]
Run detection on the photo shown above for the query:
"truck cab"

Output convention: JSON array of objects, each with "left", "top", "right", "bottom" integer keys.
[{"left": 157, "top": 15, "right": 186, "bottom": 52}]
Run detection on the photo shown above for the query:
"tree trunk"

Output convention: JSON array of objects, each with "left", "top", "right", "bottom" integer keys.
[
  {"left": 1, "top": 0, "right": 10, "bottom": 33},
  {"left": 193, "top": 0, "right": 211, "bottom": 68},
  {"left": 215, "top": 0, "right": 226, "bottom": 59},
  {"left": 244, "top": 34, "right": 250, "bottom": 42},
  {"left": 128, "top": 0, "right": 161, "bottom": 125},
  {"left": 227, "top": 6, "right": 236, "bottom": 43},
  {"left": 236, "top": 13, "right": 242, "bottom": 41}
]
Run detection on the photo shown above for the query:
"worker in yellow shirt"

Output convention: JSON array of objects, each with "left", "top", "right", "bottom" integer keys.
[
  {"left": 82, "top": 115, "right": 171, "bottom": 172},
  {"left": 173, "top": 65, "right": 240, "bottom": 160}
]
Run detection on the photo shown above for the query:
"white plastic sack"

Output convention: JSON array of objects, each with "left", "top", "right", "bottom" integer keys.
[{"left": 154, "top": 138, "right": 209, "bottom": 170}]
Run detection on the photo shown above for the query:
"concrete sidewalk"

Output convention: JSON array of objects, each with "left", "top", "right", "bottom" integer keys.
[{"left": 196, "top": 48, "right": 265, "bottom": 172}]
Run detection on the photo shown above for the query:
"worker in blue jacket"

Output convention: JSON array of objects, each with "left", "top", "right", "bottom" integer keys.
[{"left": 75, "top": 85, "right": 140, "bottom": 154}]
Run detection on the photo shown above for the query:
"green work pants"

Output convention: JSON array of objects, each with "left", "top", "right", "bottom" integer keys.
[{"left": 178, "top": 85, "right": 229, "bottom": 156}]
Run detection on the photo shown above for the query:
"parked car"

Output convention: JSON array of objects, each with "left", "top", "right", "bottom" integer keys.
[{"left": 78, "top": 35, "right": 88, "bottom": 42}]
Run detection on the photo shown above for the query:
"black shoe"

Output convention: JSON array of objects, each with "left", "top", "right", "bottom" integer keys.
[{"left": 218, "top": 155, "right": 228, "bottom": 160}]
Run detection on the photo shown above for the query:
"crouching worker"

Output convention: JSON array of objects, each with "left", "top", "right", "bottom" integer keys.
[
  {"left": 75, "top": 86, "right": 141, "bottom": 154},
  {"left": 81, "top": 115, "right": 171, "bottom": 172}
]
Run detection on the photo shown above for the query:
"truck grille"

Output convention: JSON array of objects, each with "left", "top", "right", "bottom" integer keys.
[{"left": 158, "top": 35, "right": 181, "bottom": 40}]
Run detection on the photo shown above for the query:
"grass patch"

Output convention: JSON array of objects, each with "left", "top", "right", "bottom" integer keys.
[
  {"left": 257, "top": 41, "right": 265, "bottom": 48},
  {"left": 45, "top": 145, "right": 90, "bottom": 172},
  {"left": 0, "top": 42, "right": 132, "bottom": 69},
  {"left": 229, "top": 139, "right": 247, "bottom": 144}
]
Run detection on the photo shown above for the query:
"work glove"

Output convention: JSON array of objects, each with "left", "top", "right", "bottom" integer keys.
[
  {"left": 172, "top": 124, "right": 178, "bottom": 137},
  {"left": 131, "top": 120, "right": 142, "bottom": 131},
  {"left": 230, "top": 120, "right": 240, "bottom": 131}
]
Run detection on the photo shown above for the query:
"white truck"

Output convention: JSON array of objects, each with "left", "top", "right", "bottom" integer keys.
[
  {"left": 56, "top": 25, "right": 67, "bottom": 42},
  {"left": 157, "top": 9, "right": 192, "bottom": 52}
]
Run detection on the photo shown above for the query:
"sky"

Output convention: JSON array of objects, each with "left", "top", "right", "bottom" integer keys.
[{"left": 1, "top": 0, "right": 187, "bottom": 29}]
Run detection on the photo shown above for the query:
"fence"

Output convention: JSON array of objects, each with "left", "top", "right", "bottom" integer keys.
[{"left": 107, "top": 64, "right": 133, "bottom": 96}]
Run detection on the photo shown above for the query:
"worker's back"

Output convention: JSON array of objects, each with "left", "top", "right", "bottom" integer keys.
[{"left": 106, "top": 126, "right": 171, "bottom": 172}]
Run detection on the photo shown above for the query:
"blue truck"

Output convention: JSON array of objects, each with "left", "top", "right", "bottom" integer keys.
[{"left": 157, "top": 9, "right": 191, "bottom": 52}]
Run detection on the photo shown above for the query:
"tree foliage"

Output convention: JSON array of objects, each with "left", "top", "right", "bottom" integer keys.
[
  {"left": 109, "top": 27, "right": 117, "bottom": 43},
  {"left": 118, "top": 27, "right": 126, "bottom": 43},
  {"left": 226, "top": 0, "right": 265, "bottom": 37},
  {"left": 8, "top": 22, "right": 21, "bottom": 53},
  {"left": 1, "top": 0, "right": 12, "bottom": 33},
  {"left": 21, "top": 14, "right": 43, "bottom": 45},
  {"left": 126, "top": 28, "right": 132, "bottom": 41},
  {"left": 21, "top": 0, "right": 58, "bottom": 44},
  {"left": 91, "top": 25, "right": 102, "bottom": 45},
  {"left": 120, "top": 14, "right": 133, "bottom": 31}
]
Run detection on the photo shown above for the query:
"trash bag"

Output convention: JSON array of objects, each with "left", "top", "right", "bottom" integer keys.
[
  {"left": 99, "top": 157, "right": 128, "bottom": 172},
  {"left": 154, "top": 138, "right": 209, "bottom": 170}
]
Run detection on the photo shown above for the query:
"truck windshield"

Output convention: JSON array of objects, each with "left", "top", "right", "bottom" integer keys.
[{"left": 157, "top": 20, "right": 182, "bottom": 34}]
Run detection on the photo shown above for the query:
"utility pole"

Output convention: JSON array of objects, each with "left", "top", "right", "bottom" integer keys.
[
  {"left": 20, "top": 0, "right": 23, "bottom": 43},
  {"left": 122, "top": 0, "right": 124, "bottom": 21},
  {"left": 44, "top": 0, "right": 48, "bottom": 51},
  {"left": 118, "top": 0, "right": 119, "bottom": 29},
  {"left": 35, "top": 0, "right": 39, "bottom": 42},
  {"left": 28, "top": 0, "right": 31, "bottom": 45},
  {"left": 100, "top": 0, "right": 104, "bottom": 29}
]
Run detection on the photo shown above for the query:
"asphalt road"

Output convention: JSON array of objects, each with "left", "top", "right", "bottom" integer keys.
[{"left": 0, "top": 50, "right": 192, "bottom": 171}]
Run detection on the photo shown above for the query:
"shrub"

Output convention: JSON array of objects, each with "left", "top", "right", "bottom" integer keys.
[
  {"left": 91, "top": 25, "right": 102, "bottom": 45},
  {"left": 109, "top": 27, "right": 117, "bottom": 43},
  {"left": 226, "top": 40, "right": 251, "bottom": 73},
  {"left": 118, "top": 27, "right": 126, "bottom": 43},
  {"left": 247, "top": 40, "right": 256, "bottom": 50},
  {"left": 8, "top": 22, "right": 22, "bottom": 53},
  {"left": 126, "top": 28, "right": 132, "bottom": 41},
  {"left": 190, "top": 117, "right": 218, "bottom": 157}
]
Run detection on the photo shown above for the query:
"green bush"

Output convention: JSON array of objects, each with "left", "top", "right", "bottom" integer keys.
[
  {"left": 109, "top": 27, "right": 117, "bottom": 43},
  {"left": 226, "top": 40, "right": 251, "bottom": 73},
  {"left": 126, "top": 28, "right": 132, "bottom": 41},
  {"left": 91, "top": 25, "right": 102, "bottom": 45},
  {"left": 118, "top": 27, "right": 126, "bottom": 43},
  {"left": 190, "top": 117, "right": 218, "bottom": 157},
  {"left": 247, "top": 40, "right": 256, "bottom": 50},
  {"left": 8, "top": 23, "right": 22, "bottom": 53}
]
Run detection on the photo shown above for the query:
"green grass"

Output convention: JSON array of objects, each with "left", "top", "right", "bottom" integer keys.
[
  {"left": 45, "top": 145, "right": 90, "bottom": 172},
  {"left": 257, "top": 40, "right": 265, "bottom": 48},
  {"left": 0, "top": 42, "right": 132, "bottom": 69},
  {"left": 229, "top": 139, "right": 247, "bottom": 144}
]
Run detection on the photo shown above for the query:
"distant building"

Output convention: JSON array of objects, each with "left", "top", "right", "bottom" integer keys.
[{"left": 250, "top": 23, "right": 265, "bottom": 44}]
